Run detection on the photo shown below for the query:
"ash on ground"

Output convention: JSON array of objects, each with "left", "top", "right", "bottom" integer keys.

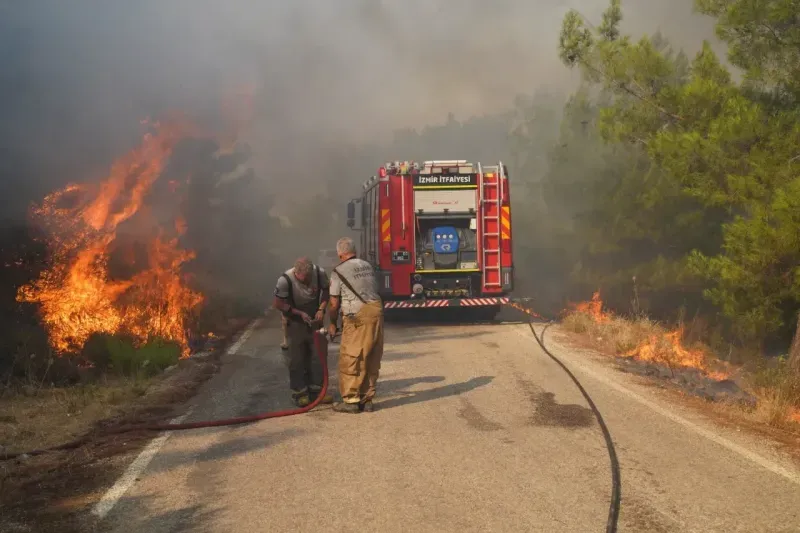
[{"left": 615, "top": 357, "right": 756, "bottom": 408}]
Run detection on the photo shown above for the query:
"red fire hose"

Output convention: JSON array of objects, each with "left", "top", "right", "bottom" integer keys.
[
  {"left": 0, "top": 330, "right": 331, "bottom": 462},
  {"left": 4, "top": 308, "right": 619, "bottom": 532}
]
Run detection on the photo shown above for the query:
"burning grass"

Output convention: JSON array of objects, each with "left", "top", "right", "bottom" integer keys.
[
  {"left": 564, "top": 292, "right": 729, "bottom": 378},
  {"left": 562, "top": 291, "right": 800, "bottom": 430},
  {"left": 17, "top": 119, "right": 204, "bottom": 358}
]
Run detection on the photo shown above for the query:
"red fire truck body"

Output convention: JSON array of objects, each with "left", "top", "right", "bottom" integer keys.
[{"left": 346, "top": 160, "right": 514, "bottom": 313}]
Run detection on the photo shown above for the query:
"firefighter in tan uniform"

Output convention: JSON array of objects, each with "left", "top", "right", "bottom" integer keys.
[
  {"left": 327, "top": 237, "right": 384, "bottom": 413},
  {"left": 273, "top": 257, "right": 334, "bottom": 407}
]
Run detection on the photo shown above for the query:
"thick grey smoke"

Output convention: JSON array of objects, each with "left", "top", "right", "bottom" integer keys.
[{"left": 0, "top": 0, "right": 717, "bottom": 227}]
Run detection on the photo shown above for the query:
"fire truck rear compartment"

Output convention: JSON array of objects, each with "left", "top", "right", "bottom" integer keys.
[
  {"left": 410, "top": 271, "right": 480, "bottom": 299},
  {"left": 410, "top": 216, "right": 479, "bottom": 299},
  {"left": 414, "top": 217, "right": 478, "bottom": 272}
]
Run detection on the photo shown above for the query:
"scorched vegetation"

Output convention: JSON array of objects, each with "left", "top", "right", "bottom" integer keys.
[{"left": 0, "top": 106, "right": 276, "bottom": 459}]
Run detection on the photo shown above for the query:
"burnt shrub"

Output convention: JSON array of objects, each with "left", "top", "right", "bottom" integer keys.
[{"left": 0, "top": 222, "right": 49, "bottom": 383}]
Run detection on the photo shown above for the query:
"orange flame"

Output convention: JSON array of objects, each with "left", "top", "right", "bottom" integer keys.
[
  {"left": 624, "top": 327, "right": 729, "bottom": 381},
  {"left": 570, "top": 291, "right": 611, "bottom": 323},
  {"left": 17, "top": 119, "right": 203, "bottom": 357},
  {"left": 570, "top": 291, "right": 728, "bottom": 381}
]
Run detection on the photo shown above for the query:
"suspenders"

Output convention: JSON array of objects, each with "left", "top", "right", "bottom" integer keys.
[{"left": 281, "top": 265, "right": 320, "bottom": 320}]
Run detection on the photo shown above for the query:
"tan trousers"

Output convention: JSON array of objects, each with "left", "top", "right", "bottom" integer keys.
[{"left": 339, "top": 301, "right": 384, "bottom": 404}]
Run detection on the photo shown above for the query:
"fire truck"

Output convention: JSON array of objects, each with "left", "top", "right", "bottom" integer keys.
[{"left": 346, "top": 160, "right": 513, "bottom": 318}]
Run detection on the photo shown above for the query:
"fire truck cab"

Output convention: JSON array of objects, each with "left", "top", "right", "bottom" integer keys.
[{"left": 346, "top": 160, "right": 513, "bottom": 314}]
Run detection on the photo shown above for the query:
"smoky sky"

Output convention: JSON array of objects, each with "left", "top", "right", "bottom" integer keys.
[{"left": 0, "top": 1, "right": 718, "bottom": 221}]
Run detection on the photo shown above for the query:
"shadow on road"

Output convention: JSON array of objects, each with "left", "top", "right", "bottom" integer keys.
[
  {"left": 149, "top": 427, "right": 305, "bottom": 475},
  {"left": 386, "top": 328, "right": 494, "bottom": 345},
  {"left": 384, "top": 305, "right": 543, "bottom": 326},
  {"left": 377, "top": 376, "right": 494, "bottom": 411},
  {"left": 377, "top": 376, "right": 446, "bottom": 394},
  {"left": 107, "top": 495, "right": 219, "bottom": 533}
]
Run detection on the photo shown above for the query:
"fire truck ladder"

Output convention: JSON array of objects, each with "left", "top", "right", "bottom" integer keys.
[{"left": 479, "top": 162, "right": 503, "bottom": 289}]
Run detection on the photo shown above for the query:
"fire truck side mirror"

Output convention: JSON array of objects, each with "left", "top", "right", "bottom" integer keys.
[{"left": 346, "top": 199, "right": 363, "bottom": 230}]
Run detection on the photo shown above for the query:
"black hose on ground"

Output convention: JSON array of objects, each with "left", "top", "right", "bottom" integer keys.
[
  {"left": 527, "top": 319, "right": 621, "bottom": 533},
  {"left": 3, "top": 301, "right": 622, "bottom": 533}
]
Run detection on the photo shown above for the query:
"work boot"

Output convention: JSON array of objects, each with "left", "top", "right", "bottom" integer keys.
[
  {"left": 293, "top": 394, "right": 311, "bottom": 408},
  {"left": 360, "top": 400, "right": 374, "bottom": 413},
  {"left": 332, "top": 402, "right": 361, "bottom": 414},
  {"left": 310, "top": 391, "right": 334, "bottom": 404}
]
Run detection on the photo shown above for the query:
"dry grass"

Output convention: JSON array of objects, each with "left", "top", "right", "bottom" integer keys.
[
  {"left": 0, "top": 315, "right": 253, "bottom": 458},
  {"left": 0, "top": 310, "right": 256, "bottom": 533},
  {"left": 562, "top": 309, "right": 800, "bottom": 430},
  {"left": 747, "top": 361, "right": 800, "bottom": 429},
  {"left": 0, "top": 378, "right": 152, "bottom": 455},
  {"left": 563, "top": 312, "right": 663, "bottom": 357},
  {"left": 0, "top": 346, "right": 226, "bottom": 533}
]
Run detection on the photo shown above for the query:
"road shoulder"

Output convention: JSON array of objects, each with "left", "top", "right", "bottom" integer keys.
[
  {"left": 522, "top": 323, "right": 800, "bottom": 479},
  {"left": 0, "top": 316, "right": 262, "bottom": 533}
]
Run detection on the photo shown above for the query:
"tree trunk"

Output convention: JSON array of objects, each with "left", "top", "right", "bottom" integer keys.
[{"left": 789, "top": 312, "right": 800, "bottom": 374}]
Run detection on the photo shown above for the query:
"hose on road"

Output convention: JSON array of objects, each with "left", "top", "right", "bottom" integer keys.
[
  {"left": 0, "top": 329, "right": 331, "bottom": 462},
  {"left": 4, "top": 302, "right": 621, "bottom": 533},
  {"left": 526, "top": 319, "right": 621, "bottom": 533}
]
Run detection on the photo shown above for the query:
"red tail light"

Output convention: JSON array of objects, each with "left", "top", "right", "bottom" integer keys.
[{"left": 502, "top": 238, "right": 512, "bottom": 254}]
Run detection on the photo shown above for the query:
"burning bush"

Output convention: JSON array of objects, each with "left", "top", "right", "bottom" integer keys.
[
  {"left": 5, "top": 115, "right": 281, "bottom": 385},
  {"left": 16, "top": 120, "right": 204, "bottom": 360}
]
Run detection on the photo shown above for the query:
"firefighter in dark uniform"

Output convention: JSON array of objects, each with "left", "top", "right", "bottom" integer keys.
[{"left": 273, "top": 257, "right": 334, "bottom": 407}]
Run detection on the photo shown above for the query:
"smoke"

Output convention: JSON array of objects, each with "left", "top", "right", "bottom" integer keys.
[{"left": 0, "top": 0, "right": 719, "bottom": 271}]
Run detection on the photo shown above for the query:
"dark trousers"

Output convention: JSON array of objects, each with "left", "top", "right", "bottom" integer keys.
[{"left": 286, "top": 319, "right": 324, "bottom": 398}]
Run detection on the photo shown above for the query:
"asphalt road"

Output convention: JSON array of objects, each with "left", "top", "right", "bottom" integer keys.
[{"left": 98, "top": 312, "right": 800, "bottom": 533}]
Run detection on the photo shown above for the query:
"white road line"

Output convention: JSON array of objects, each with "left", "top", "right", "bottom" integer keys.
[
  {"left": 226, "top": 319, "right": 260, "bottom": 355},
  {"left": 91, "top": 409, "right": 193, "bottom": 519},
  {"left": 92, "top": 318, "right": 260, "bottom": 520},
  {"left": 514, "top": 326, "right": 800, "bottom": 486}
]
